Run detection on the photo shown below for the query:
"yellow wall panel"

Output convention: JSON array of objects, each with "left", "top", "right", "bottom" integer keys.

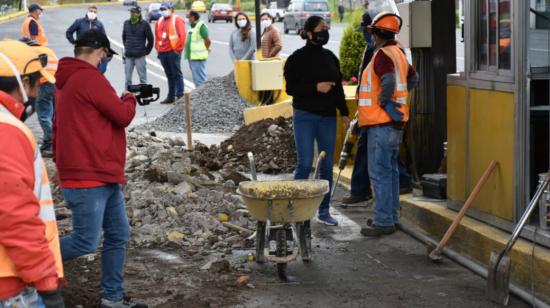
[
  {"left": 469, "top": 89, "right": 515, "bottom": 221},
  {"left": 447, "top": 85, "right": 467, "bottom": 202}
]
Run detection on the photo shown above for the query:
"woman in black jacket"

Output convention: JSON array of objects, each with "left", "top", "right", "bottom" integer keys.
[{"left": 284, "top": 16, "right": 350, "bottom": 226}]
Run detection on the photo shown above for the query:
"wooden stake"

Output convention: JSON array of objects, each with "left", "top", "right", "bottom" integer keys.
[{"left": 184, "top": 92, "right": 193, "bottom": 150}]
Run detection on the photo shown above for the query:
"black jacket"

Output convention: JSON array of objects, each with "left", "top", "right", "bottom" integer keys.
[
  {"left": 122, "top": 19, "right": 154, "bottom": 58},
  {"left": 284, "top": 43, "right": 349, "bottom": 117},
  {"left": 66, "top": 17, "right": 105, "bottom": 44}
]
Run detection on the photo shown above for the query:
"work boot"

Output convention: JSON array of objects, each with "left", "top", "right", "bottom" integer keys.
[
  {"left": 100, "top": 296, "right": 148, "bottom": 308},
  {"left": 342, "top": 194, "right": 372, "bottom": 204},
  {"left": 360, "top": 224, "right": 396, "bottom": 237},
  {"left": 174, "top": 95, "right": 184, "bottom": 103},
  {"left": 41, "top": 148, "right": 53, "bottom": 158},
  {"left": 160, "top": 97, "right": 174, "bottom": 105}
]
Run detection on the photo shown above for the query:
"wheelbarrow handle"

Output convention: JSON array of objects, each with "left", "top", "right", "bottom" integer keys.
[
  {"left": 247, "top": 152, "right": 257, "bottom": 181},
  {"left": 312, "top": 151, "right": 326, "bottom": 180},
  {"left": 504, "top": 173, "right": 550, "bottom": 255}
]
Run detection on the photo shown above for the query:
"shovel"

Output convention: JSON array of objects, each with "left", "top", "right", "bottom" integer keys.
[{"left": 487, "top": 172, "right": 550, "bottom": 305}]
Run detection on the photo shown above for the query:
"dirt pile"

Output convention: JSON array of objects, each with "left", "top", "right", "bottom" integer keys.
[
  {"left": 139, "top": 73, "right": 253, "bottom": 134},
  {"left": 196, "top": 117, "right": 296, "bottom": 174}
]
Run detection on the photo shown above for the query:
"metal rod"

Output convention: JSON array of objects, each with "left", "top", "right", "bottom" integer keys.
[
  {"left": 254, "top": 0, "right": 261, "bottom": 49},
  {"left": 184, "top": 92, "right": 193, "bottom": 150},
  {"left": 399, "top": 222, "right": 550, "bottom": 308}
]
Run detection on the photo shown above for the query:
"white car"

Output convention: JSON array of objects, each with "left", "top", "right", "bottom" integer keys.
[{"left": 262, "top": 2, "right": 285, "bottom": 21}]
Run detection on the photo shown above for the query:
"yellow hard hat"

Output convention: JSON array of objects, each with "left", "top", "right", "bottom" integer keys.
[{"left": 0, "top": 40, "right": 55, "bottom": 84}]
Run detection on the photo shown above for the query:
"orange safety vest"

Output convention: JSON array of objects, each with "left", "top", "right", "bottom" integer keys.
[
  {"left": 21, "top": 16, "right": 48, "bottom": 46},
  {"left": 35, "top": 46, "right": 58, "bottom": 85},
  {"left": 0, "top": 105, "right": 63, "bottom": 280},
  {"left": 156, "top": 15, "right": 182, "bottom": 51},
  {"left": 357, "top": 45, "right": 409, "bottom": 127}
]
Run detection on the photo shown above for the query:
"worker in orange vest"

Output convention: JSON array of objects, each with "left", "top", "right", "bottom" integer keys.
[
  {"left": 0, "top": 40, "right": 64, "bottom": 307},
  {"left": 357, "top": 12, "right": 418, "bottom": 237},
  {"left": 155, "top": 2, "right": 186, "bottom": 104},
  {"left": 21, "top": 3, "right": 48, "bottom": 46}
]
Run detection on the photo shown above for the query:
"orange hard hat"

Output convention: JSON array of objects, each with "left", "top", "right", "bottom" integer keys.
[{"left": 368, "top": 12, "right": 402, "bottom": 34}]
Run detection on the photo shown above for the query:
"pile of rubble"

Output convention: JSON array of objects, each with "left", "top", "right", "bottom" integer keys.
[
  {"left": 195, "top": 117, "right": 296, "bottom": 174},
  {"left": 123, "top": 131, "right": 255, "bottom": 251},
  {"left": 139, "top": 73, "right": 253, "bottom": 134}
]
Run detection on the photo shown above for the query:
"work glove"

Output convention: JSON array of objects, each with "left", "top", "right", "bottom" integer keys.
[
  {"left": 382, "top": 100, "right": 404, "bottom": 122},
  {"left": 38, "top": 288, "right": 65, "bottom": 308}
]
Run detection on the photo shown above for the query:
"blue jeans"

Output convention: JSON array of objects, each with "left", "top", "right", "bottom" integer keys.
[
  {"left": 61, "top": 184, "right": 130, "bottom": 302},
  {"left": 293, "top": 109, "right": 336, "bottom": 218},
  {"left": 36, "top": 82, "right": 55, "bottom": 150},
  {"left": 0, "top": 288, "right": 44, "bottom": 308},
  {"left": 188, "top": 60, "right": 207, "bottom": 88},
  {"left": 125, "top": 56, "right": 147, "bottom": 86},
  {"left": 158, "top": 51, "right": 184, "bottom": 99},
  {"left": 351, "top": 127, "right": 372, "bottom": 198},
  {"left": 367, "top": 126, "right": 403, "bottom": 226}
]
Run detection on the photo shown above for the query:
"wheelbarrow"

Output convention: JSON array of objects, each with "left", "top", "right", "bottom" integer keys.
[{"left": 237, "top": 152, "right": 329, "bottom": 280}]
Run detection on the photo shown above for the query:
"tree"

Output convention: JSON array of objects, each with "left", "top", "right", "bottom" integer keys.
[{"left": 339, "top": 9, "right": 366, "bottom": 81}]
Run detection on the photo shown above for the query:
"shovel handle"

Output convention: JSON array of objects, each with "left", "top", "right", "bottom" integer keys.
[
  {"left": 312, "top": 151, "right": 326, "bottom": 180},
  {"left": 431, "top": 160, "right": 498, "bottom": 257},
  {"left": 247, "top": 152, "right": 257, "bottom": 181},
  {"left": 503, "top": 172, "right": 550, "bottom": 255}
]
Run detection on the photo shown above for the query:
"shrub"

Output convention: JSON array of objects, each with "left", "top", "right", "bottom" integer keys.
[{"left": 339, "top": 9, "right": 367, "bottom": 81}]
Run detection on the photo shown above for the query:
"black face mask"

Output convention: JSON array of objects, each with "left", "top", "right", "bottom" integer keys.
[{"left": 311, "top": 30, "right": 329, "bottom": 45}]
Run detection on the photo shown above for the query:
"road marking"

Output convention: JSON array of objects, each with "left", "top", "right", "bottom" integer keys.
[
  {"left": 531, "top": 48, "right": 549, "bottom": 52},
  {"left": 113, "top": 55, "right": 169, "bottom": 83},
  {"left": 108, "top": 36, "right": 195, "bottom": 90},
  {"left": 211, "top": 39, "right": 229, "bottom": 46}
]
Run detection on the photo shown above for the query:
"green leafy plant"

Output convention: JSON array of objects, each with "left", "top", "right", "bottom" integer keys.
[{"left": 339, "top": 9, "right": 366, "bottom": 81}]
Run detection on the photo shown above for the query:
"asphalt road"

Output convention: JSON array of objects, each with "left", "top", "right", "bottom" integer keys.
[{"left": 0, "top": 4, "right": 344, "bottom": 94}]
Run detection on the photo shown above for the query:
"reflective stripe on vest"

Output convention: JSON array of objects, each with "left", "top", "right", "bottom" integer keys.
[
  {"left": 21, "top": 16, "right": 48, "bottom": 46},
  {"left": 157, "top": 15, "right": 182, "bottom": 50},
  {"left": 189, "top": 20, "right": 208, "bottom": 60},
  {"left": 357, "top": 45, "right": 410, "bottom": 127},
  {"left": 0, "top": 105, "right": 63, "bottom": 279}
]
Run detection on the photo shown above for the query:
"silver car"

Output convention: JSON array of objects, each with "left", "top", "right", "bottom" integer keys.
[{"left": 283, "top": 0, "right": 331, "bottom": 34}]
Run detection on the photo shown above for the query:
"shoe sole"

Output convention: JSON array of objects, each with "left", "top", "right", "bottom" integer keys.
[{"left": 316, "top": 217, "right": 338, "bottom": 226}]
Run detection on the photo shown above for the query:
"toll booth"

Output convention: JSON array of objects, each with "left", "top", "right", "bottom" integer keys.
[{"left": 446, "top": 0, "right": 550, "bottom": 245}]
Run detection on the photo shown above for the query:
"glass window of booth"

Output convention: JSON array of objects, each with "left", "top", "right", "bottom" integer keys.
[{"left": 476, "top": 0, "right": 512, "bottom": 72}]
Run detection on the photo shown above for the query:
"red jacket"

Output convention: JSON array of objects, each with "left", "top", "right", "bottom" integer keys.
[
  {"left": 0, "top": 91, "right": 58, "bottom": 300},
  {"left": 53, "top": 57, "right": 136, "bottom": 184},
  {"left": 155, "top": 14, "right": 186, "bottom": 53}
]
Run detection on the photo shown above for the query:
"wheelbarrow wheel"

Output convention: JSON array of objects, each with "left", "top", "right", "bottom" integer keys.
[
  {"left": 275, "top": 228, "right": 288, "bottom": 281},
  {"left": 298, "top": 220, "right": 312, "bottom": 262},
  {"left": 256, "top": 221, "right": 266, "bottom": 263}
]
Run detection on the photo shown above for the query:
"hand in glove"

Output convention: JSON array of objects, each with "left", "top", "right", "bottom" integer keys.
[
  {"left": 382, "top": 100, "right": 404, "bottom": 122},
  {"left": 38, "top": 288, "right": 65, "bottom": 308}
]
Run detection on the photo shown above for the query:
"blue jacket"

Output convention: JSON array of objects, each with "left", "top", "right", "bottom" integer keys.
[
  {"left": 122, "top": 19, "right": 154, "bottom": 58},
  {"left": 66, "top": 17, "right": 106, "bottom": 44}
]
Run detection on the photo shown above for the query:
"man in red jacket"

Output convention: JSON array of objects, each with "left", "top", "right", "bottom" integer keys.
[
  {"left": 155, "top": 2, "right": 186, "bottom": 104},
  {"left": 53, "top": 30, "right": 146, "bottom": 308},
  {"left": 0, "top": 40, "right": 64, "bottom": 307}
]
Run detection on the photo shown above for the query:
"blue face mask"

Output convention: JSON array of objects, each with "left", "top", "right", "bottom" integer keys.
[{"left": 98, "top": 55, "right": 111, "bottom": 74}]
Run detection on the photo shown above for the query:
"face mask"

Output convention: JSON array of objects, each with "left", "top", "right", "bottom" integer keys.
[
  {"left": 20, "top": 96, "right": 36, "bottom": 122},
  {"left": 261, "top": 19, "right": 271, "bottom": 30},
  {"left": 87, "top": 12, "right": 97, "bottom": 20},
  {"left": 312, "top": 30, "right": 329, "bottom": 45},
  {"left": 161, "top": 10, "right": 171, "bottom": 17},
  {"left": 131, "top": 15, "right": 140, "bottom": 23},
  {"left": 237, "top": 19, "right": 247, "bottom": 28}
]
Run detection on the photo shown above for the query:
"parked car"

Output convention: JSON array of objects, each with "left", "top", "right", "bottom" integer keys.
[
  {"left": 261, "top": 1, "right": 285, "bottom": 22},
  {"left": 208, "top": 3, "right": 233, "bottom": 22},
  {"left": 283, "top": 0, "right": 331, "bottom": 34},
  {"left": 123, "top": 0, "right": 137, "bottom": 6},
  {"left": 147, "top": 2, "right": 162, "bottom": 23},
  {"left": 191, "top": 0, "right": 207, "bottom": 12}
]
